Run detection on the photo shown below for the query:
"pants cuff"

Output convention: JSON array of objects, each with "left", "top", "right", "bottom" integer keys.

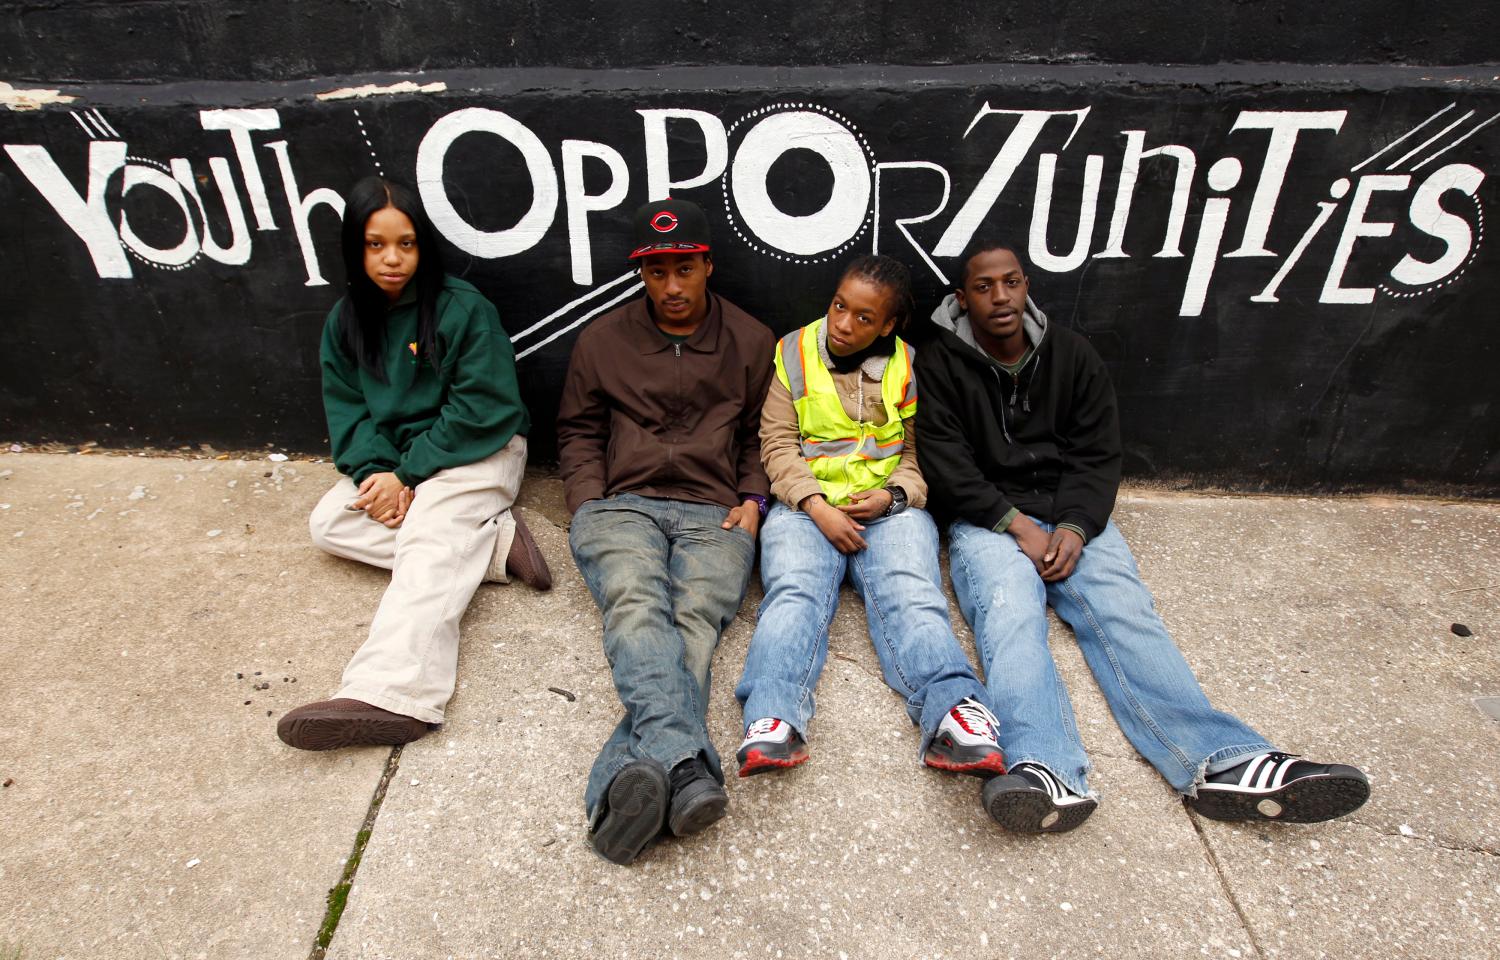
[{"left": 333, "top": 684, "right": 444, "bottom": 725}]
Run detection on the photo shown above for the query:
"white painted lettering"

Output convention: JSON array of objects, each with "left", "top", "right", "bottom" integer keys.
[
  {"left": 1392, "top": 163, "right": 1484, "bottom": 286},
  {"left": 1321, "top": 174, "right": 1410, "bottom": 304},
  {"left": 1030, "top": 152, "right": 1104, "bottom": 272},
  {"left": 264, "top": 140, "right": 344, "bottom": 286},
  {"left": 1097, "top": 131, "right": 1196, "bottom": 259},
  {"left": 415, "top": 108, "right": 558, "bottom": 260},
  {"left": 172, "top": 157, "right": 251, "bottom": 265},
  {"left": 1179, "top": 158, "right": 1243, "bottom": 316},
  {"left": 637, "top": 109, "right": 728, "bottom": 201},
  {"left": 729, "top": 110, "right": 870, "bottom": 256},
  {"left": 873, "top": 161, "right": 953, "bottom": 285},
  {"left": 4, "top": 141, "right": 131, "bottom": 278},
  {"left": 933, "top": 107, "right": 1090, "bottom": 257},
  {"left": 118, "top": 163, "right": 200, "bottom": 266},
  {"left": 561, "top": 139, "right": 630, "bottom": 286},
  {"left": 1225, "top": 110, "right": 1346, "bottom": 257},
  {"left": 199, "top": 109, "right": 282, "bottom": 231}
]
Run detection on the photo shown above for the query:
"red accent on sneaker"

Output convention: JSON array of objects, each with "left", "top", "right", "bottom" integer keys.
[
  {"left": 951, "top": 711, "right": 980, "bottom": 736},
  {"left": 924, "top": 751, "right": 1007, "bottom": 776},
  {"left": 737, "top": 748, "right": 810, "bottom": 778}
]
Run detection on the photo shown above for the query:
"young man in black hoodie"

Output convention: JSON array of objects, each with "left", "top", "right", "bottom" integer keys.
[{"left": 915, "top": 241, "right": 1369, "bottom": 834}]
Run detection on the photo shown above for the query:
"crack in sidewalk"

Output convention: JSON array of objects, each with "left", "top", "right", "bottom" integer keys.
[
  {"left": 1344, "top": 816, "right": 1500, "bottom": 858},
  {"left": 309, "top": 745, "right": 404, "bottom": 960},
  {"left": 1186, "top": 810, "right": 1267, "bottom": 960}
]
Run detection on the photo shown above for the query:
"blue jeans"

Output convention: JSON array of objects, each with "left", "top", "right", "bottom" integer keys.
[
  {"left": 947, "top": 518, "right": 1274, "bottom": 796},
  {"left": 570, "top": 494, "right": 755, "bottom": 821},
  {"left": 736, "top": 503, "right": 993, "bottom": 756}
]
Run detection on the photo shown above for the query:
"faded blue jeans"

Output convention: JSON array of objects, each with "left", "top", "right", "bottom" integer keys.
[
  {"left": 947, "top": 518, "right": 1274, "bottom": 796},
  {"left": 736, "top": 503, "right": 994, "bottom": 756},
  {"left": 570, "top": 494, "right": 755, "bottom": 822}
]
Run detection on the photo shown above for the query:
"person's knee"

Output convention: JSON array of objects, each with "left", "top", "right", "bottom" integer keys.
[{"left": 308, "top": 499, "right": 344, "bottom": 553}]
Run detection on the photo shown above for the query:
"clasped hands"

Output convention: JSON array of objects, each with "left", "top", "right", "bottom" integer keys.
[
  {"left": 351, "top": 471, "right": 415, "bottom": 528},
  {"left": 1007, "top": 513, "right": 1083, "bottom": 581},
  {"left": 800, "top": 489, "right": 892, "bottom": 554}
]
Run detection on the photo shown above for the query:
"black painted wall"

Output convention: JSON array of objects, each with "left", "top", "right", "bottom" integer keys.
[
  {"left": 4, "top": 0, "right": 1497, "bottom": 80},
  {"left": 2, "top": 6, "right": 1498, "bottom": 492}
]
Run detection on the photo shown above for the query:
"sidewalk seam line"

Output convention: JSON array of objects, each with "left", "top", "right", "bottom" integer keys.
[
  {"left": 1345, "top": 817, "right": 1500, "bottom": 858},
  {"left": 1187, "top": 810, "right": 1268, "bottom": 960},
  {"left": 309, "top": 744, "right": 404, "bottom": 960}
]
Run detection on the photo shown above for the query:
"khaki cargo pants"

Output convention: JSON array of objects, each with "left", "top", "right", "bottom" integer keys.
[{"left": 307, "top": 435, "right": 526, "bottom": 723}]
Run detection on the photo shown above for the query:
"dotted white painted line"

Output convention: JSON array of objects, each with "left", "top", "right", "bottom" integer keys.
[
  {"left": 121, "top": 155, "right": 199, "bottom": 271},
  {"left": 1379, "top": 194, "right": 1484, "bottom": 299},
  {"left": 354, "top": 108, "right": 383, "bottom": 172},
  {"left": 719, "top": 101, "right": 874, "bottom": 265}
]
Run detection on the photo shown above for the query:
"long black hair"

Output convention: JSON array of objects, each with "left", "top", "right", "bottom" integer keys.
[
  {"left": 336, "top": 176, "right": 446, "bottom": 380},
  {"left": 839, "top": 254, "right": 914, "bottom": 335}
]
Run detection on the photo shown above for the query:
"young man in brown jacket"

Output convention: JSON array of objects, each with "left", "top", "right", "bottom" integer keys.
[{"left": 557, "top": 198, "right": 775, "bottom": 865}]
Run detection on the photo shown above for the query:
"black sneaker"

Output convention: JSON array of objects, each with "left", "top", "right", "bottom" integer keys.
[
  {"left": 982, "top": 762, "right": 1097, "bottom": 834},
  {"left": 589, "top": 759, "right": 669, "bottom": 865},
  {"left": 668, "top": 756, "right": 729, "bottom": 837},
  {"left": 1187, "top": 751, "right": 1369, "bottom": 823}
]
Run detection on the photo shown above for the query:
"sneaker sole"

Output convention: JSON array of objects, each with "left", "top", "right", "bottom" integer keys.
[
  {"left": 669, "top": 782, "right": 729, "bottom": 837},
  {"left": 737, "top": 745, "right": 810, "bottom": 778},
  {"left": 276, "top": 711, "right": 427, "bottom": 751},
  {"left": 984, "top": 782, "right": 1097, "bottom": 834},
  {"left": 591, "top": 763, "right": 669, "bottom": 865},
  {"left": 923, "top": 750, "right": 1007, "bottom": 778},
  {"left": 1188, "top": 774, "right": 1371, "bottom": 824}
]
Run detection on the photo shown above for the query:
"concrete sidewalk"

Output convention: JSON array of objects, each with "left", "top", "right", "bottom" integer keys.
[{"left": 0, "top": 450, "right": 1496, "bottom": 960}]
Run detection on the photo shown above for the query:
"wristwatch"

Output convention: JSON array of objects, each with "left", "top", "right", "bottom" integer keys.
[{"left": 883, "top": 485, "right": 908, "bottom": 517}]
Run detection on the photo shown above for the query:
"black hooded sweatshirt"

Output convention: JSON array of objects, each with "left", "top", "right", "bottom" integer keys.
[{"left": 914, "top": 292, "right": 1121, "bottom": 543}]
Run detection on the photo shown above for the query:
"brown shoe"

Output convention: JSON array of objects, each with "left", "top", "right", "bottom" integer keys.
[
  {"left": 503, "top": 511, "right": 553, "bottom": 590},
  {"left": 276, "top": 698, "right": 428, "bottom": 751}
]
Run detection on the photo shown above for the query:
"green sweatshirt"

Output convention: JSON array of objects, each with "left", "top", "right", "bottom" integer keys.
[{"left": 320, "top": 276, "right": 530, "bottom": 486}]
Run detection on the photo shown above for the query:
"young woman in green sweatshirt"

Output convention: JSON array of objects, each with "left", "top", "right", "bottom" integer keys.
[{"left": 278, "top": 176, "right": 551, "bottom": 752}]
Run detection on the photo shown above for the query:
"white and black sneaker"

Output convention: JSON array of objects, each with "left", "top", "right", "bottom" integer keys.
[
  {"left": 923, "top": 698, "right": 1006, "bottom": 777},
  {"left": 1187, "top": 751, "right": 1369, "bottom": 823},
  {"left": 982, "top": 762, "right": 1097, "bottom": 834},
  {"left": 736, "top": 717, "right": 809, "bottom": 777}
]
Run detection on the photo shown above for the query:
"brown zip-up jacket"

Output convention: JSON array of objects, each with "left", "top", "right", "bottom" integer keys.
[{"left": 557, "top": 293, "right": 775, "bottom": 514}]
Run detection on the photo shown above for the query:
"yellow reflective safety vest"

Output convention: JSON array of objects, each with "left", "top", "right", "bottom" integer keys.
[{"left": 772, "top": 318, "right": 917, "bottom": 506}]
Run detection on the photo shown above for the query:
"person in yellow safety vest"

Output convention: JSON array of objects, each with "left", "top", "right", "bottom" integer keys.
[{"left": 734, "top": 255, "right": 1008, "bottom": 806}]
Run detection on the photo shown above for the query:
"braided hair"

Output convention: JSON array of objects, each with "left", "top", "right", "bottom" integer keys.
[{"left": 838, "top": 254, "right": 913, "bottom": 334}]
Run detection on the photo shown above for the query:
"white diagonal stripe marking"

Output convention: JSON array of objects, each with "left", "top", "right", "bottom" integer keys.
[{"left": 1351, "top": 103, "right": 1454, "bottom": 172}]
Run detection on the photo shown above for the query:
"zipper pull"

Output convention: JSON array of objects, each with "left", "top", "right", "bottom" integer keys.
[
  {"left": 1008, "top": 379, "right": 1018, "bottom": 408},
  {"left": 1022, "top": 395, "right": 1030, "bottom": 413},
  {"left": 674, "top": 344, "right": 681, "bottom": 357}
]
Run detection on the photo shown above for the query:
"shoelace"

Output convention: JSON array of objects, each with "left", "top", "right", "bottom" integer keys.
[
  {"left": 744, "top": 717, "right": 782, "bottom": 739},
  {"left": 951, "top": 699, "right": 1000, "bottom": 739}
]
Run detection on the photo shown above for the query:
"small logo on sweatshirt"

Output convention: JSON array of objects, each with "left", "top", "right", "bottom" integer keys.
[{"left": 407, "top": 342, "right": 419, "bottom": 365}]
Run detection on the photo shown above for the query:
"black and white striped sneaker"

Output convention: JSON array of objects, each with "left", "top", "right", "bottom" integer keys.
[
  {"left": 982, "top": 762, "right": 1097, "bottom": 834},
  {"left": 1187, "top": 751, "right": 1369, "bottom": 823}
]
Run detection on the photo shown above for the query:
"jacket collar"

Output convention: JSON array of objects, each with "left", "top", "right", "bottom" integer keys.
[
  {"left": 929, "top": 292, "right": 1048, "bottom": 369},
  {"left": 627, "top": 293, "right": 724, "bottom": 354}
]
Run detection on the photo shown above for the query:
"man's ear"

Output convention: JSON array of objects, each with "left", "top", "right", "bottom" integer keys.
[
  {"left": 704, "top": 255, "right": 714, "bottom": 280},
  {"left": 954, "top": 288, "right": 968, "bottom": 314}
]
